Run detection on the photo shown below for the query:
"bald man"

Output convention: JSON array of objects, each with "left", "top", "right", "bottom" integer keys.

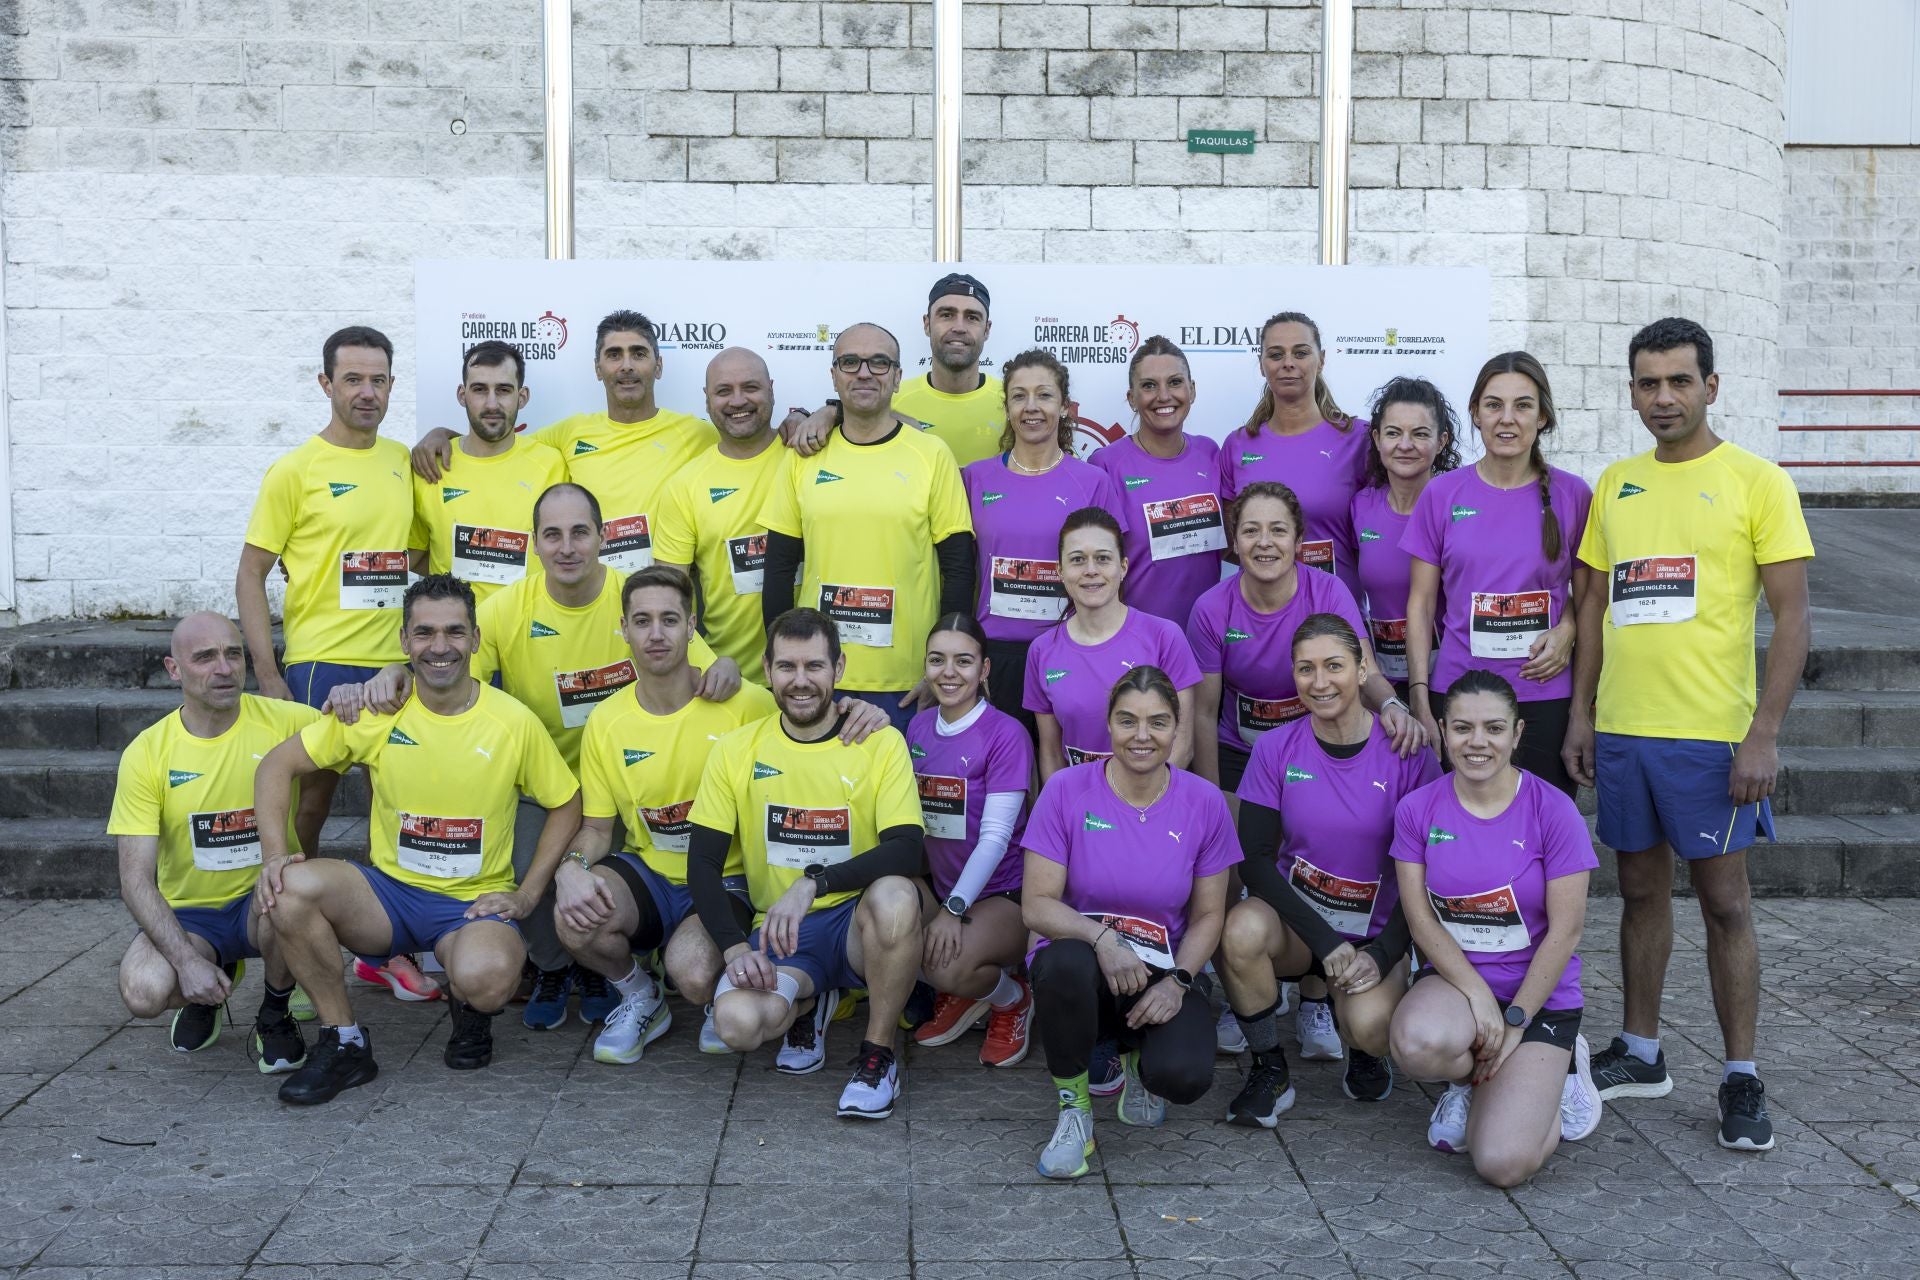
[{"left": 108, "top": 613, "right": 333, "bottom": 1068}]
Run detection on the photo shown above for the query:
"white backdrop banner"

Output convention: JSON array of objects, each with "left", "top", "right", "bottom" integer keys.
[{"left": 414, "top": 260, "right": 1490, "bottom": 454}]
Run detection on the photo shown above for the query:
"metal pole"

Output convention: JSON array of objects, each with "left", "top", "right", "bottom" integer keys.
[
  {"left": 932, "top": 0, "right": 963, "bottom": 262},
  {"left": 1317, "top": 0, "right": 1354, "bottom": 266},
  {"left": 543, "top": 0, "right": 575, "bottom": 261}
]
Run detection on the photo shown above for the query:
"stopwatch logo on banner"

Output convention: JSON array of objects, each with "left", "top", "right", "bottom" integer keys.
[
  {"left": 1031, "top": 314, "right": 1140, "bottom": 366},
  {"left": 458, "top": 310, "right": 568, "bottom": 364}
]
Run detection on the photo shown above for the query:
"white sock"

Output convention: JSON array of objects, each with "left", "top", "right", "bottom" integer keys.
[
  {"left": 612, "top": 963, "right": 657, "bottom": 1002},
  {"left": 1723, "top": 1059, "right": 1757, "bottom": 1082},
  {"left": 1621, "top": 1031, "right": 1661, "bottom": 1065},
  {"left": 987, "top": 970, "right": 1025, "bottom": 1009},
  {"left": 334, "top": 1023, "right": 365, "bottom": 1048}
]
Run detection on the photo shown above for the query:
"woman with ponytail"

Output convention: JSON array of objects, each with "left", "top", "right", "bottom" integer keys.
[{"left": 1402, "top": 353, "right": 1593, "bottom": 796}]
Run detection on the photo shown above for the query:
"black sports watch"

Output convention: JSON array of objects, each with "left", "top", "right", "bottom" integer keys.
[
  {"left": 1169, "top": 968, "right": 1196, "bottom": 992},
  {"left": 803, "top": 863, "right": 830, "bottom": 889},
  {"left": 1504, "top": 1004, "right": 1530, "bottom": 1029},
  {"left": 943, "top": 894, "right": 969, "bottom": 920}
]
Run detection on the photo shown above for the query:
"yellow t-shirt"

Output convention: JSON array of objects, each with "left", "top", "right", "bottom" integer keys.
[
  {"left": 243, "top": 435, "right": 414, "bottom": 666},
  {"left": 474, "top": 569, "right": 718, "bottom": 771},
  {"left": 690, "top": 717, "right": 922, "bottom": 920},
  {"left": 409, "top": 436, "right": 567, "bottom": 605},
  {"left": 759, "top": 427, "right": 972, "bottom": 692},
  {"left": 652, "top": 441, "right": 787, "bottom": 682},
  {"left": 1576, "top": 442, "right": 1815, "bottom": 742},
  {"left": 534, "top": 408, "right": 716, "bottom": 577},
  {"left": 300, "top": 683, "right": 578, "bottom": 896},
  {"left": 894, "top": 373, "right": 1006, "bottom": 468},
  {"left": 579, "top": 682, "right": 777, "bottom": 882},
  {"left": 107, "top": 695, "right": 323, "bottom": 910}
]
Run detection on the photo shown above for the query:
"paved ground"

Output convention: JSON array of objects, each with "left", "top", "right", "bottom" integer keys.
[{"left": 3, "top": 895, "right": 1919, "bottom": 1279}]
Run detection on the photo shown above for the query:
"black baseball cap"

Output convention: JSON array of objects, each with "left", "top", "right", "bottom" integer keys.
[{"left": 928, "top": 272, "right": 990, "bottom": 314}]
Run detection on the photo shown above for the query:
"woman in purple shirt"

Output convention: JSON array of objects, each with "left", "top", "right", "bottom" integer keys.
[
  {"left": 906, "top": 613, "right": 1037, "bottom": 1069},
  {"left": 1022, "top": 666, "right": 1241, "bottom": 1179},
  {"left": 1388, "top": 669, "right": 1603, "bottom": 1186},
  {"left": 1404, "top": 352, "right": 1594, "bottom": 797},
  {"left": 963, "top": 350, "right": 1126, "bottom": 738}
]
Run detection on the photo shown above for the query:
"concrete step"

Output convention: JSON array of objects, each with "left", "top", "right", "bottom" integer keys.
[
  {"left": 1775, "top": 746, "right": 1920, "bottom": 816},
  {"left": 0, "top": 687, "right": 178, "bottom": 752},
  {"left": 0, "top": 817, "right": 369, "bottom": 898},
  {"left": 1773, "top": 689, "right": 1920, "bottom": 748},
  {"left": 1589, "top": 813, "right": 1920, "bottom": 898},
  {"left": 0, "top": 749, "right": 371, "bottom": 821}
]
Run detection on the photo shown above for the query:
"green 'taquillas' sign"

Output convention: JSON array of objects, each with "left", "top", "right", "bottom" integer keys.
[{"left": 1187, "top": 129, "right": 1256, "bottom": 154}]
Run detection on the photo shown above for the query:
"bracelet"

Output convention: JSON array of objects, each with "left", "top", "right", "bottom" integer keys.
[
  {"left": 1094, "top": 926, "right": 1114, "bottom": 950},
  {"left": 561, "top": 850, "right": 592, "bottom": 872},
  {"left": 1408, "top": 681, "right": 1429, "bottom": 689}
]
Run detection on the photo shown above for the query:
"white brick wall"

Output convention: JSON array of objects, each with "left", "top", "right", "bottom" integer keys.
[{"left": 1, "top": 0, "right": 1808, "bottom": 622}]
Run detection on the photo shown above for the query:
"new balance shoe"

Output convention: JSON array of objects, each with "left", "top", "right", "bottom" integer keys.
[
  {"left": 1225, "top": 1050, "right": 1297, "bottom": 1128},
  {"left": 776, "top": 989, "right": 840, "bottom": 1076},
  {"left": 1088, "top": 1038, "right": 1125, "bottom": 1097},
  {"left": 914, "top": 991, "right": 991, "bottom": 1047},
  {"left": 1342, "top": 1047, "right": 1394, "bottom": 1102},
  {"left": 1717, "top": 1073, "right": 1775, "bottom": 1151},
  {"left": 278, "top": 1027, "right": 377, "bottom": 1106},
  {"left": 593, "top": 989, "right": 672, "bottom": 1065},
  {"left": 979, "top": 979, "right": 1033, "bottom": 1069},
  {"left": 521, "top": 965, "right": 574, "bottom": 1031},
  {"left": 354, "top": 954, "right": 440, "bottom": 1002},
  {"left": 1590, "top": 1036, "right": 1674, "bottom": 1100},
  {"left": 576, "top": 966, "right": 620, "bottom": 1024},
  {"left": 699, "top": 1003, "right": 732, "bottom": 1055},
  {"left": 445, "top": 998, "right": 496, "bottom": 1070},
  {"left": 836, "top": 1043, "right": 901, "bottom": 1120},
  {"left": 1215, "top": 1003, "right": 1248, "bottom": 1055},
  {"left": 1037, "top": 1105, "right": 1096, "bottom": 1180},
  {"left": 1296, "top": 999, "right": 1343, "bottom": 1061},
  {"left": 252, "top": 1009, "right": 307, "bottom": 1075},
  {"left": 1116, "top": 1050, "right": 1167, "bottom": 1128},
  {"left": 1560, "top": 1033, "right": 1602, "bottom": 1142},
  {"left": 1427, "top": 1083, "right": 1472, "bottom": 1153}
]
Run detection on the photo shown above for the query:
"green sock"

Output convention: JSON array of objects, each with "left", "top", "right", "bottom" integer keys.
[{"left": 1053, "top": 1072, "right": 1091, "bottom": 1112}]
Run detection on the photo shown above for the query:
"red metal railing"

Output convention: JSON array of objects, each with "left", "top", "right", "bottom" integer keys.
[{"left": 1778, "top": 389, "right": 1920, "bottom": 468}]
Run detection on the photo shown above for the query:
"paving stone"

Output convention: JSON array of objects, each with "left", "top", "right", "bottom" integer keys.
[
  {"left": 1733, "top": 1182, "right": 1920, "bottom": 1266},
  {"left": 242, "top": 1267, "right": 466, "bottom": 1280},
  {"left": 33, "top": 1186, "right": 291, "bottom": 1267},
  {"left": 717, "top": 1113, "right": 909, "bottom": 1184},
  {"left": 695, "top": 1265, "right": 906, "bottom": 1280},
  {"left": 911, "top": 1182, "right": 1126, "bottom": 1262},
  {"left": 1311, "top": 1172, "right": 1557, "bottom": 1261},
  {"left": 478, "top": 1187, "right": 705, "bottom": 1263},
  {"left": 697, "top": 1183, "right": 908, "bottom": 1261},
  {"left": 472, "top": 1266, "right": 686, "bottom": 1280},
  {"left": 258, "top": 1184, "right": 505, "bottom": 1266},
  {"left": 1137, "top": 1261, "right": 1358, "bottom": 1280},
  {"left": 1110, "top": 1183, "right": 1344, "bottom": 1261}
]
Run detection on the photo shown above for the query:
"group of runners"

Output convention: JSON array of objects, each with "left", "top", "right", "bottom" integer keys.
[{"left": 109, "top": 271, "right": 1814, "bottom": 1188}]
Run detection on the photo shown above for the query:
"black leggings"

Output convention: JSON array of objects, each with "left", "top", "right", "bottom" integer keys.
[
  {"left": 985, "top": 637, "right": 1038, "bottom": 744},
  {"left": 1029, "top": 939, "right": 1216, "bottom": 1105},
  {"left": 1433, "top": 689, "right": 1576, "bottom": 798}
]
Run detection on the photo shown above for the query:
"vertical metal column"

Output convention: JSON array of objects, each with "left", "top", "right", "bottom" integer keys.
[
  {"left": 543, "top": 0, "right": 575, "bottom": 261},
  {"left": 1318, "top": 0, "right": 1354, "bottom": 266},
  {"left": 932, "top": 0, "right": 963, "bottom": 262}
]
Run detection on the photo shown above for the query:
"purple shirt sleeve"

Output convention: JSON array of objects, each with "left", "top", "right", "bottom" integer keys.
[
  {"left": 1214, "top": 437, "right": 1240, "bottom": 504},
  {"left": 1557, "top": 471, "right": 1593, "bottom": 573},
  {"left": 1153, "top": 616, "right": 1204, "bottom": 690},
  {"left": 1185, "top": 589, "right": 1224, "bottom": 676},
  {"left": 1090, "top": 467, "right": 1130, "bottom": 535},
  {"left": 983, "top": 716, "right": 1034, "bottom": 793},
  {"left": 1537, "top": 782, "right": 1600, "bottom": 880},
  {"left": 1236, "top": 733, "right": 1284, "bottom": 811},
  {"left": 1194, "top": 785, "right": 1245, "bottom": 877},
  {"left": 1389, "top": 788, "right": 1430, "bottom": 865},
  {"left": 1022, "top": 634, "right": 1053, "bottom": 716},
  {"left": 1023, "top": 770, "right": 1072, "bottom": 865},
  {"left": 1400, "top": 478, "right": 1446, "bottom": 567}
]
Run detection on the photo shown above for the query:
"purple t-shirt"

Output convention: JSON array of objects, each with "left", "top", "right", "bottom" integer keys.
[
  {"left": 1400, "top": 465, "right": 1593, "bottom": 700},
  {"left": 1350, "top": 484, "right": 1417, "bottom": 684},
  {"left": 1023, "top": 608, "right": 1203, "bottom": 765},
  {"left": 963, "top": 455, "right": 1128, "bottom": 643},
  {"left": 905, "top": 702, "right": 1033, "bottom": 899},
  {"left": 1024, "top": 762, "right": 1242, "bottom": 963},
  {"left": 1186, "top": 569, "right": 1367, "bottom": 752},
  {"left": 1389, "top": 771, "right": 1598, "bottom": 1009},
  {"left": 1089, "top": 433, "right": 1226, "bottom": 626},
  {"left": 1239, "top": 715, "right": 1441, "bottom": 941},
  {"left": 1214, "top": 419, "right": 1370, "bottom": 598}
]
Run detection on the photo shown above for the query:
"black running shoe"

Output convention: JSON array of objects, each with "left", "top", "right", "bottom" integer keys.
[
  {"left": 445, "top": 997, "right": 496, "bottom": 1070},
  {"left": 1717, "top": 1073, "right": 1775, "bottom": 1151},
  {"left": 1342, "top": 1047, "right": 1394, "bottom": 1102},
  {"left": 252, "top": 1009, "right": 307, "bottom": 1075},
  {"left": 1591, "top": 1037, "right": 1674, "bottom": 1100},
  {"left": 169, "top": 1001, "right": 222, "bottom": 1053},
  {"left": 899, "top": 979, "right": 937, "bottom": 1031},
  {"left": 278, "top": 1027, "right": 378, "bottom": 1106},
  {"left": 1225, "top": 1050, "right": 1297, "bottom": 1129}
]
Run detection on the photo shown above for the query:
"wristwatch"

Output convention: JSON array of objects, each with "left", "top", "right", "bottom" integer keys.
[
  {"left": 943, "top": 894, "right": 969, "bottom": 919},
  {"left": 803, "top": 863, "right": 830, "bottom": 890},
  {"left": 1504, "top": 1004, "right": 1531, "bottom": 1029},
  {"left": 1169, "top": 968, "right": 1196, "bottom": 992}
]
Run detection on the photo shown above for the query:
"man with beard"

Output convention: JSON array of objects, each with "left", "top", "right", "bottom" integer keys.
[{"left": 894, "top": 273, "right": 1004, "bottom": 466}]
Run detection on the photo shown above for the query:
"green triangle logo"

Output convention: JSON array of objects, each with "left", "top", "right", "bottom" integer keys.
[
  {"left": 167, "top": 769, "right": 202, "bottom": 788},
  {"left": 573, "top": 440, "right": 598, "bottom": 456},
  {"left": 1044, "top": 668, "right": 1069, "bottom": 685},
  {"left": 980, "top": 491, "right": 1005, "bottom": 504},
  {"left": 752, "top": 760, "right": 783, "bottom": 780},
  {"left": 623, "top": 749, "right": 653, "bottom": 767},
  {"left": 1427, "top": 825, "right": 1456, "bottom": 844},
  {"left": 387, "top": 728, "right": 419, "bottom": 746},
  {"left": 1284, "top": 765, "right": 1315, "bottom": 783},
  {"left": 709, "top": 487, "right": 738, "bottom": 503},
  {"left": 1083, "top": 812, "right": 1116, "bottom": 832},
  {"left": 1449, "top": 505, "right": 1479, "bottom": 522},
  {"left": 1359, "top": 528, "right": 1380, "bottom": 542},
  {"left": 441, "top": 487, "right": 469, "bottom": 503},
  {"left": 1240, "top": 452, "right": 1264, "bottom": 464},
  {"left": 815, "top": 469, "right": 842, "bottom": 485},
  {"left": 529, "top": 621, "right": 560, "bottom": 638},
  {"left": 1619, "top": 482, "right": 1646, "bottom": 498},
  {"left": 327, "top": 482, "right": 357, "bottom": 498},
  {"left": 908, "top": 744, "right": 926, "bottom": 759},
  {"left": 1225, "top": 627, "right": 1252, "bottom": 643},
  {"left": 1123, "top": 476, "right": 1150, "bottom": 490}
]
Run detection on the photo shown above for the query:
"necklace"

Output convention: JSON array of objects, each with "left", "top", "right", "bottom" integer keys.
[
  {"left": 1105, "top": 759, "right": 1171, "bottom": 822},
  {"left": 1008, "top": 449, "right": 1065, "bottom": 475}
]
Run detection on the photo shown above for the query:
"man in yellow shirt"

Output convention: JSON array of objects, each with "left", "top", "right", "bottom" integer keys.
[
  {"left": 1565, "top": 318, "right": 1814, "bottom": 1154},
  {"left": 690, "top": 609, "right": 931, "bottom": 1120},
  {"left": 254, "top": 575, "right": 582, "bottom": 1106},
  {"left": 109, "top": 613, "right": 332, "bottom": 1070},
  {"left": 408, "top": 339, "right": 566, "bottom": 604}
]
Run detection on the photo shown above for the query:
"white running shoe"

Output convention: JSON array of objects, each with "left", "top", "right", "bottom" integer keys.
[
  {"left": 1215, "top": 1004, "right": 1248, "bottom": 1055},
  {"left": 592, "top": 989, "right": 672, "bottom": 1065},
  {"left": 1296, "top": 999, "right": 1344, "bottom": 1060},
  {"left": 1560, "top": 1033, "right": 1602, "bottom": 1142},
  {"left": 836, "top": 1044, "right": 901, "bottom": 1120},
  {"left": 699, "top": 1003, "right": 732, "bottom": 1055},
  {"left": 1115, "top": 1050, "right": 1168, "bottom": 1128},
  {"left": 1428, "top": 1083, "right": 1473, "bottom": 1153},
  {"left": 776, "top": 989, "right": 839, "bottom": 1076},
  {"left": 1037, "top": 1106, "right": 1096, "bottom": 1180},
  {"left": 1276, "top": 981, "right": 1296, "bottom": 1017}
]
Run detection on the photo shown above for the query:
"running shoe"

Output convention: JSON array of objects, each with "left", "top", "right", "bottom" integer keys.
[
  {"left": 576, "top": 966, "right": 620, "bottom": 1024},
  {"left": 776, "top": 989, "right": 840, "bottom": 1076},
  {"left": 444, "top": 997, "right": 496, "bottom": 1070},
  {"left": 1296, "top": 998, "right": 1343, "bottom": 1061},
  {"left": 354, "top": 954, "right": 441, "bottom": 1002},
  {"left": 899, "top": 979, "right": 937, "bottom": 1031},
  {"left": 278, "top": 1027, "right": 377, "bottom": 1106},
  {"left": 169, "top": 1001, "right": 223, "bottom": 1053},
  {"left": 288, "top": 985, "right": 316, "bottom": 1022},
  {"left": 1343, "top": 1048, "right": 1394, "bottom": 1102},
  {"left": 1088, "top": 1038, "right": 1125, "bottom": 1097},
  {"left": 1116, "top": 1049, "right": 1167, "bottom": 1128},
  {"left": 1591, "top": 1037, "right": 1674, "bottom": 1100},
  {"left": 836, "top": 1043, "right": 901, "bottom": 1119},
  {"left": 1276, "top": 980, "right": 1295, "bottom": 1016},
  {"left": 1225, "top": 1050, "right": 1297, "bottom": 1128},
  {"left": 252, "top": 1008, "right": 307, "bottom": 1074},
  {"left": 1037, "top": 1105, "right": 1096, "bottom": 1180},
  {"left": 521, "top": 965, "right": 574, "bottom": 1031},
  {"left": 593, "top": 988, "right": 672, "bottom": 1065},
  {"left": 699, "top": 1003, "right": 732, "bottom": 1055},
  {"left": 1427, "top": 1083, "right": 1472, "bottom": 1153},
  {"left": 1717, "top": 1073, "right": 1775, "bottom": 1151},
  {"left": 978, "top": 978, "right": 1033, "bottom": 1069},
  {"left": 914, "top": 992, "right": 991, "bottom": 1047},
  {"left": 1560, "top": 1033, "right": 1602, "bottom": 1142},
  {"left": 1215, "top": 1003, "right": 1248, "bottom": 1055}
]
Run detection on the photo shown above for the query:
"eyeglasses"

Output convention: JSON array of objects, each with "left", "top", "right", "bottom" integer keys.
[{"left": 833, "top": 354, "right": 897, "bottom": 374}]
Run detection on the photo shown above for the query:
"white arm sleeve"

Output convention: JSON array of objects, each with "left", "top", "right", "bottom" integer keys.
[{"left": 949, "top": 790, "right": 1027, "bottom": 910}]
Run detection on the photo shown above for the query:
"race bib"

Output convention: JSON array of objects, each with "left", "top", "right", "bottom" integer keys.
[
  {"left": 555, "top": 659, "right": 637, "bottom": 728},
  {"left": 452, "top": 524, "right": 530, "bottom": 586},
  {"left": 1236, "top": 692, "right": 1304, "bottom": 747},
  {"left": 1081, "top": 911, "right": 1175, "bottom": 969},
  {"left": 601, "top": 513, "right": 654, "bottom": 575},
  {"left": 1470, "top": 590, "right": 1551, "bottom": 659},
  {"left": 727, "top": 533, "right": 766, "bottom": 596},
  {"left": 1065, "top": 745, "right": 1112, "bottom": 767},
  {"left": 1144, "top": 493, "right": 1226, "bottom": 562},
  {"left": 820, "top": 584, "right": 895, "bottom": 648},
  {"left": 638, "top": 799, "right": 693, "bottom": 854},
  {"left": 339, "top": 550, "right": 407, "bottom": 611},
  {"left": 764, "top": 803, "right": 853, "bottom": 869},
  {"left": 397, "top": 812, "right": 484, "bottom": 880},
  {"left": 1290, "top": 855, "right": 1380, "bottom": 939},
  {"left": 916, "top": 773, "right": 967, "bottom": 840},
  {"left": 988, "top": 556, "right": 1067, "bottom": 622},
  {"left": 189, "top": 808, "right": 262, "bottom": 873},
  {"left": 1429, "top": 883, "right": 1529, "bottom": 954},
  {"left": 1368, "top": 617, "right": 1409, "bottom": 681},
  {"left": 1610, "top": 555, "right": 1697, "bottom": 626},
  {"left": 1298, "top": 539, "right": 1336, "bottom": 575}
]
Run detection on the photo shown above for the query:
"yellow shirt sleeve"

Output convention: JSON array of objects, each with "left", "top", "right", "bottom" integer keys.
[
  {"left": 105, "top": 731, "right": 162, "bottom": 837},
  {"left": 243, "top": 452, "right": 303, "bottom": 555},
  {"left": 578, "top": 707, "right": 621, "bottom": 820},
  {"left": 515, "top": 708, "right": 580, "bottom": 810},
  {"left": 653, "top": 473, "right": 698, "bottom": 566},
  {"left": 408, "top": 473, "right": 433, "bottom": 557},
  {"left": 1575, "top": 467, "right": 1614, "bottom": 572},
  {"left": 759, "top": 450, "right": 804, "bottom": 539},
  {"left": 1749, "top": 463, "right": 1815, "bottom": 565},
  {"left": 473, "top": 590, "right": 507, "bottom": 683},
  {"left": 690, "top": 733, "right": 744, "bottom": 835},
  {"left": 923, "top": 440, "right": 973, "bottom": 544},
  {"left": 689, "top": 631, "right": 719, "bottom": 670},
  {"left": 869, "top": 729, "right": 926, "bottom": 832},
  {"left": 300, "top": 712, "right": 381, "bottom": 774}
]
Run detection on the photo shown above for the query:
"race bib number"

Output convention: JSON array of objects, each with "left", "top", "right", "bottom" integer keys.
[
  {"left": 1065, "top": 745, "right": 1112, "bottom": 767},
  {"left": 1470, "top": 590, "right": 1551, "bottom": 659},
  {"left": 1368, "top": 617, "right": 1409, "bottom": 681},
  {"left": 638, "top": 799, "right": 693, "bottom": 854},
  {"left": 1081, "top": 911, "right": 1175, "bottom": 969},
  {"left": 1610, "top": 555, "right": 1697, "bottom": 626},
  {"left": 397, "top": 812, "right": 484, "bottom": 880},
  {"left": 727, "top": 533, "right": 766, "bottom": 596},
  {"left": 764, "top": 804, "right": 853, "bottom": 870},
  {"left": 555, "top": 659, "right": 637, "bottom": 729},
  {"left": 1144, "top": 493, "right": 1226, "bottom": 562},
  {"left": 988, "top": 556, "right": 1067, "bottom": 622},
  {"left": 1236, "top": 692, "right": 1304, "bottom": 747},
  {"left": 1429, "top": 883, "right": 1529, "bottom": 954},
  {"left": 339, "top": 550, "right": 407, "bottom": 611},
  {"left": 189, "top": 808, "right": 262, "bottom": 873},
  {"left": 600, "top": 514, "right": 654, "bottom": 575},
  {"left": 1290, "top": 855, "right": 1380, "bottom": 939},
  {"left": 820, "top": 584, "right": 895, "bottom": 648},
  {"left": 1298, "top": 539, "right": 1336, "bottom": 575},
  {"left": 452, "top": 524, "right": 530, "bottom": 586},
  {"left": 916, "top": 773, "right": 967, "bottom": 840}
]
